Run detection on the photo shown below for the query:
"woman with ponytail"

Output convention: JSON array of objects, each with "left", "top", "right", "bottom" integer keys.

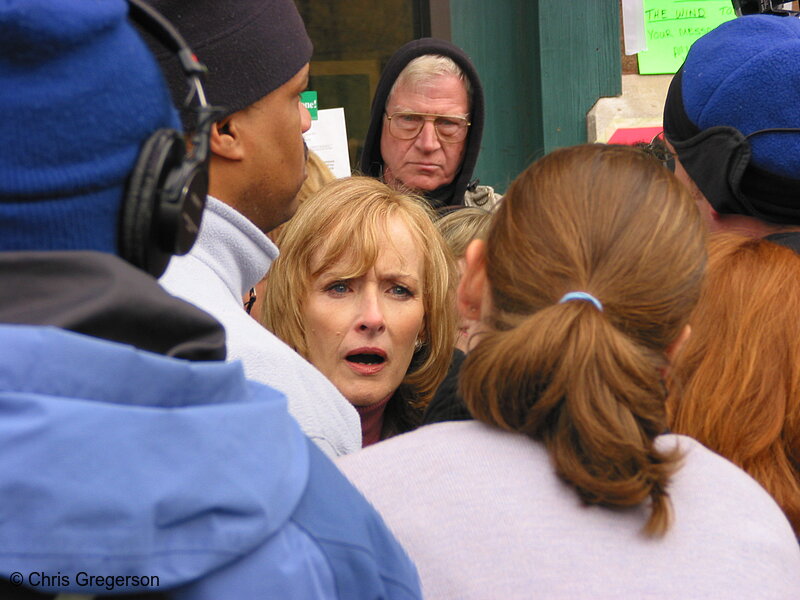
[{"left": 337, "top": 145, "right": 800, "bottom": 598}]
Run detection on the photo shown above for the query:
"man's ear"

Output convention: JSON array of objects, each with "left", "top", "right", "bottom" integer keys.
[
  {"left": 457, "top": 239, "right": 488, "bottom": 322},
  {"left": 210, "top": 116, "right": 244, "bottom": 160}
]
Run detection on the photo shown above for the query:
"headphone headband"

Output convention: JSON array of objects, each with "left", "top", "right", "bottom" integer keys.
[{"left": 119, "top": 0, "right": 223, "bottom": 277}]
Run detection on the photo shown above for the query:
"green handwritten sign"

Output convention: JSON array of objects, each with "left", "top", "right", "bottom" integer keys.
[
  {"left": 637, "top": 0, "right": 736, "bottom": 74},
  {"left": 300, "top": 90, "right": 318, "bottom": 120}
]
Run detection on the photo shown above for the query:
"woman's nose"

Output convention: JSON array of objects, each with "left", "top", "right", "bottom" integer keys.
[{"left": 356, "top": 290, "right": 385, "bottom": 333}]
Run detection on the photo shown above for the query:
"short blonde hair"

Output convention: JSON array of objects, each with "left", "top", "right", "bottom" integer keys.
[
  {"left": 436, "top": 207, "right": 492, "bottom": 259},
  {"left": 262, "top": 176, "right": 457, "bottom": 407}
]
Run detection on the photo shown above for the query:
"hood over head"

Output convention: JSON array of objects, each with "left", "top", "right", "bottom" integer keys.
[{"left": 359, "top": 38, "right": 485, "bottom": 209}]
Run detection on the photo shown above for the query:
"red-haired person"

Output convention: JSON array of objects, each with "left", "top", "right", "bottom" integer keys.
[{"left": 669, "top": 233, "right": 800, "bottom": 539}]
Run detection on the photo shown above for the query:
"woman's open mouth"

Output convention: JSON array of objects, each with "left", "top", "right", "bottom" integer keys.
[{"left": 345, "top": 349, "right": 387, "bottom": 375}]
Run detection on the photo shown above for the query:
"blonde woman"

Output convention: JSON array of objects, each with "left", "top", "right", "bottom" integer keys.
[{"left": 262, "top": 176, "right": 456, "bottom": 445}]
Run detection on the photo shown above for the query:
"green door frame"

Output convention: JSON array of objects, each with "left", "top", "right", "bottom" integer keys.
[{"left": 442, "top": 0, "right": 621, "bottom": 192}]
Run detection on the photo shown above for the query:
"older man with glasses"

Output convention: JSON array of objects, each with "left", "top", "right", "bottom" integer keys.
[{"left": 360, "top": 38, "right": 501, "bottom": 210}]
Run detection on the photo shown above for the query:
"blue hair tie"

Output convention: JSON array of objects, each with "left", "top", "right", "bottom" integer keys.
[{"left": 558, "top": 291, "right": 603, "bottom": 312}]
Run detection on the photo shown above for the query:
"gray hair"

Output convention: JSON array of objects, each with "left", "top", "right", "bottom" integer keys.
[{"left": 388, "top": 54, "right": 472, "bottom": 112}]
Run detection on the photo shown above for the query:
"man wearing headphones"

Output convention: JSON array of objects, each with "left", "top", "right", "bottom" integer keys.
[
  {"left": 149, "top": 0, "right": 362, "bottom": 459},
  {"left": 0, "top": 1, "right": 420, "bottom": 598},
  {"left": 663, "top": 13, "right": 800, "bottom": 253}
]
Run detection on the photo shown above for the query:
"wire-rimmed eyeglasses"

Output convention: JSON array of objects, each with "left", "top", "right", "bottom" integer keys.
[{"left": 385, "top": 111, "right": 471, "bottom": 143}]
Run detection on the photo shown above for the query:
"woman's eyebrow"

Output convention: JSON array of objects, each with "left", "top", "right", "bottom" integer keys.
[{"left": 381, "top": 271, "right": 419, "bottom": 283}]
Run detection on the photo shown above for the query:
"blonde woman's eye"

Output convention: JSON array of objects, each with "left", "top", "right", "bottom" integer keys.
[
  {"left": 389, "top": 285, "right": 413, "bottom": 298},
  {"left": 326, "top": 282, "right": 349, "bottom": 295}
]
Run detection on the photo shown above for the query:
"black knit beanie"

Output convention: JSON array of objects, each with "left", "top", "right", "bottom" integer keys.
[{"left": 143, "top": 0, "right": 313, "bottom": 129}]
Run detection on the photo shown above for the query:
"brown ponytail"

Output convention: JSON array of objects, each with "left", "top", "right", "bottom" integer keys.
[{"left": 461, "top": 145, "right": 706, "bottom": 536}]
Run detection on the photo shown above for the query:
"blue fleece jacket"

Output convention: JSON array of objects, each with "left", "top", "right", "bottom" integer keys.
[{"left": 0, "top": 324, "right": 420, "bottom": 599}]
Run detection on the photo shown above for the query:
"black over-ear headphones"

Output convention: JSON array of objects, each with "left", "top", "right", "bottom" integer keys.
[
  {"left": 664, "top": 68, "right": 800, "bottom": 224},
  {"left": 120, "top": 0, "right": 222, "bottom": 277}
]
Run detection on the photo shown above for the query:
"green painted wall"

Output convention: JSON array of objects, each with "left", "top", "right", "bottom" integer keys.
[{"left": 451, "top": 0, "right": 621, "bottom": 193}]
